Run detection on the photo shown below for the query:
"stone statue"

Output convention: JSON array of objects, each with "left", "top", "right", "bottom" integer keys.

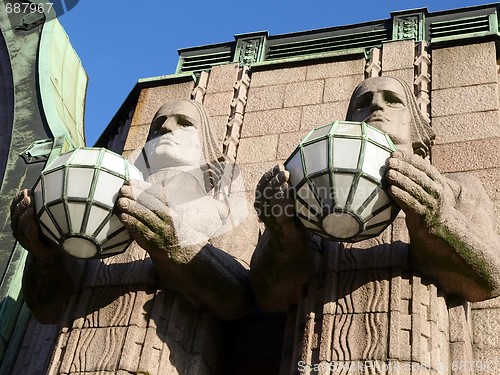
[
  {"left": 11, "top": 99, "right": 253, "bottom": 323},
  {"left": 251, "top": 76, "right": 500, "bottom": 311}
]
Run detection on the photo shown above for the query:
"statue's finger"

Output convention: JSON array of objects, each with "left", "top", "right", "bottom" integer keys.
[
  {"left": 386, "top": 169, "right": 439, "bottom": 209},
  {"left": 117, "top": 196, "right": 174, "bottom": 229},
  {"left": 387, "top": 185, "right": 428, "bottom": 217}
]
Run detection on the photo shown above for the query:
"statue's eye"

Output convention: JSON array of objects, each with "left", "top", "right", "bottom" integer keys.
[
  {"left": 353, "top": 92, "right": 372, "bottom": 111},
  {"left": 383, "top": 91, "right": 404, "bottom": 106}
]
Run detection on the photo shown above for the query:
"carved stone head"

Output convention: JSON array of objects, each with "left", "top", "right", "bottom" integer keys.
[
  {"left": 144, "top": 99, "right": 225, "bottom": 192},
  {"left": 346, "top": 76, "right": 435, "bottom": 158}
]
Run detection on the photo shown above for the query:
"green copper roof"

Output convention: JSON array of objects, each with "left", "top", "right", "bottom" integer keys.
[{"left": 176, "top": 3, "right": 500, "bottom": 73}]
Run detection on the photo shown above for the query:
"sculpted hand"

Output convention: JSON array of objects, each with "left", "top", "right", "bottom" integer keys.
[
  {"left": 254, "top": 164, "right": 296, "bottom": 233},
  {"left": 385, "top": 150, "right": 460, "bottom": 229},
  {"left": 10, "top": 189, "right": 57, "bottom": 262},
  {"left": 117, "top": 179, "right": 181, "bottom": 254}
]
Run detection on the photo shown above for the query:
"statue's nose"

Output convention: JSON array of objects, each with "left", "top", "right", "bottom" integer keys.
[
  {"left": 160, "top": 116, "right": 181, "bottom": 133},
  {"left": 369, "top": 93, "right": 385, "bottom": 111}
]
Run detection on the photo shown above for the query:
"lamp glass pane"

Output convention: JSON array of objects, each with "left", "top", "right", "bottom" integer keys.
[
  {"left": 44, "top": 169, "right": 64, "bottom": 203},
  {"left": 127, "top": 164, "right": 143, "bottom": 181},
  {"left": 33, "top": 180, "right": 43, "bottom": 215},
  {"left": 310, "top": 174, "right": 333, "bottom": 210},
  {"left": 46, "top": 152, "right": 72, "bottom": 170},
  {"left": 309, "top": 124, "right": 332, "bottom": 141},
  {"left": 85, "top": 206, "right": 112, "bottom": 236},
  {"left": 350, "top": 177, "right": 378, "bottom": 212},
  {"left": 365, "top": 206, "right": 393, "bottom": 227},
  {"left": 334, "top": 122, "right": 362, "bottom": 136},
  {"left": 332, "top": 138, "right": 361, "bottom": 170},
  {"left": 101, "top": 151, "right": 126, "bottom": 176},
  {"left": 103, "top": 228, "right": 130, "bottom": 248},
  {"left": 40, "top": 210, "right": 60, "bottom": 238},
  {"left": 322, "top": 213, "right": 359, "bottom": 239},
  {"left": 297, "top": 183, "right": 321, "bottom": 215},
  {"left": 359, "top": 190, "right": 391, "bottom": 221},
  {"left": 67, "top": 202, "right": 87, "bottom": 233},
  {"left": 361, "top": 142, "right": 391, "bottom": 181},
  {"left": 70, "top": 148, "right": 100, "bottom": 166},
  {"left": 95, "top": 214, "right": 124, "bottom": 242},
  {"left": 361, "top": 223, "right": 389, "bottom": 237},
  {"left": 299, "top": 216, "right": 321, "bottom": 231},
  {"left": 40, "top": 225, "right": 59, "bottom": 245},
  {"left": 284, "top": 151, "right": 304, "bottom": 188},
  {"left": 366, "top": 127, "right": 390, "bottom": 147},
  {"left": 333, "top": 173, "right": 354, "bottom": 209},
  {"left": 67, "top": 168, "right": 95, "bottom": 198},
  {"left": 93, "top": 171, "right": 125, "bottom": 207},
  {"left": 63, "top": 237, "right": 97, "bottom": 258},
  {"left": 296, "top": 200, "right": 319, "bottom": 223},
  {"left": 48, "top": 203, "right": 69, "bottom": 233},
  {"left": 303, "top": 141, "right": 328, "bottom": 176}
]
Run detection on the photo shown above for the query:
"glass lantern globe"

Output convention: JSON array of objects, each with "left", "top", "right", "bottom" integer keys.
[
  {"left": 284, "top": 121, "right": 400, "bottom": 242},
  {"left": 33, "top": 148, "right": 143, "bottom": 259}
]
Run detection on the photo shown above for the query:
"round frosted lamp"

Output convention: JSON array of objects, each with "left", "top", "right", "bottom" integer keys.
[
  {"left": 284, "top": 121, "right": 400, "bottom": 242},
  {"left": 33, "top": 148, "right": 143, "bottom": 259}
]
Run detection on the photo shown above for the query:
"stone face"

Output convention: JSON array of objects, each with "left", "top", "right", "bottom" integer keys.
[{"left": 432, "top": 42, "right": 497, "bottom": 89}]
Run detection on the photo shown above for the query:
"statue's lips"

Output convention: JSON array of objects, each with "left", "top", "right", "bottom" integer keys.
[
  {"left": 156, "top": 137, "right": 179, "bottom": 146},
  {"left": 364, "top": 115, "right": 388, "bottom": 124}
]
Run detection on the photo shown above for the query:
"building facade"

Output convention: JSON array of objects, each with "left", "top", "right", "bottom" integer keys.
[{"left": 5, "top": 3, "right": 500, "bottom": 375}]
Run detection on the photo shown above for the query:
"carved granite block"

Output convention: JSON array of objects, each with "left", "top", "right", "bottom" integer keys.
[
  {"left": 123, "top": 123, "right": 149, "bottom": 152},
  {"left": 236, "top": 134, "right": 279, "bottom": 163},
  {"left": 206, "top": 63, "right": 240, "bottom": 94},
  {"left": 203, "top": 91, "right": 234, "bottom": 117},
  {"left": 284, "top": 80, "right": 324, "bottom": 107},
  {"left": 306, "top": 59, "right": 365, "bottom": 80},
  {"left": 119, "top": 326, "right": 147, "bottom": 372},
  {"left": 381, "top": 40, "right": 415, "bottom": 71},
  {"left": 323, "top": 75, "right": 364, "bottom": 103},
  {"left": 129, "top": 289, "right": 156, "bottom": 328},
  {"left": 277, "top": 131, "right": 310, "bottom": 160},
  {"left": 469, "top": 169, "right": 500, "bottom": 202},
  {"left": 432, "top": 111, "right": 500, "bottom": 145},
  {"left": 432, "top": 42, "right": 497, "bottom": 89},
  {"left": 431, "top": 84, "right": 498, "bottom": 117},
  {"left": 137, "top": 327, "right": 167, "bottom": 375},
  {"left": 472, "top": 308, "right": 500, "bottom": 349},
  {"left": 239, "top": 161, "right": 280, "bottom": 192},
  {"left": 81, "top": 244, "right": 154, "bottom": 288},
  {"left": 331, "top": 313, "right": 388, "bottom": 361},
  {"left": 241, "top": 107, "right": 302, "bottom": 138},
  {"left": 300, "top": 101, "right": 349, "bottom": 130},
  {"left": 335, "top": 271, "right": 390, "bottom": 314},
  {"left": 246, "top": 84, "right": 286, "bottom": 112},
  {"left": 251, "top": 66, "right": 307, "bottom": 87},
  {"left": 432, "top": 138, "right": 500, "bottom": 173}
]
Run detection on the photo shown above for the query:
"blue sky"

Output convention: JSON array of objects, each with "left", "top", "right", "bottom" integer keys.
[{"left": 58, "top": 0, "right": 493, "bottom": 145}]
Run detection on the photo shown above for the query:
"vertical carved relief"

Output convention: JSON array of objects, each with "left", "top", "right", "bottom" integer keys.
[
  {"left": 223, "top": 66, "right": 251, "bottom": 163},
  {"left": 108, "top": 108, "right": 134, "bottom": 154},
  {"left": 234, "top": 34, "right": 267, "bottom": 67},
  {"left": 365, "top": 48, "right": 382, "bottom": 78},
  {"left": 414, "top": 41, "right": 431, "bottom": 121},
  {"left": 191, "top": 71, "right": 210, "bottom": 103}
]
